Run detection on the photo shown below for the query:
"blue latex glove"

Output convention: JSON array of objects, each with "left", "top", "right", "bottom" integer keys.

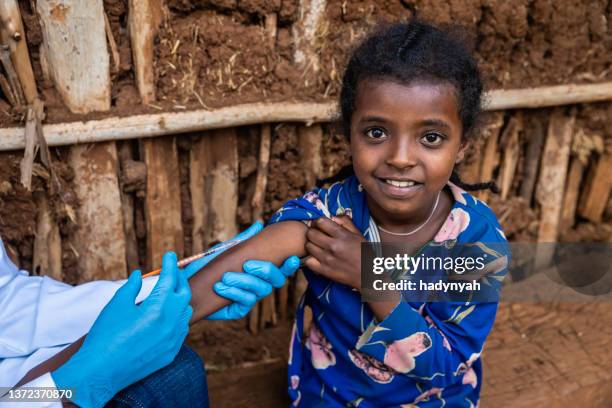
[
  {"left": 52, "top": 252, "right": 192, "bottom": 408},
  {"left": 207, "top": 255, "right": 300, "bottom": 320}
]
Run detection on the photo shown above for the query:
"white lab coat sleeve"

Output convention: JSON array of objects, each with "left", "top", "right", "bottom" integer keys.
[
  {"left": 0, "top": 373, "right": 62, "bottom": 408},
  {"left": 0, "top": 238, "right": 158, "bottom": 359}
]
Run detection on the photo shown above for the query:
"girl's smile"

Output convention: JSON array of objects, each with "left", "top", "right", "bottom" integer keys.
[{"left": 350, "top": 79, "right": 466, "bottom": 231}]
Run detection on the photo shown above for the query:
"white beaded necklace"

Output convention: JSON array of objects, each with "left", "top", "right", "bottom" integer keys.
[{"left": 376, "top": 190, "right": 441, "bottom": 236}]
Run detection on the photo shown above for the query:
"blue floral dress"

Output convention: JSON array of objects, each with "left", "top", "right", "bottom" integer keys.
[{"left": 269, "top": 175, "right": 510, "bottom": 407}]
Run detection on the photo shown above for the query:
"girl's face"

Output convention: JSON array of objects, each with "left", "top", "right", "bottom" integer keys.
[{"left": 350, "top": 78, "right": 466, "bottom": 225}]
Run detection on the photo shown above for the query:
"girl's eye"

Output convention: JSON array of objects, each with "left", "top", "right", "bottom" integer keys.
[
  {"left": 421, "top": 132, "right": 444, "bottom": 147},
  {"left": 365, "top": 127, "right": 387, "bottom": 140}
]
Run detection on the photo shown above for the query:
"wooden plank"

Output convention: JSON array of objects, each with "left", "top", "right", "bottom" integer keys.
[
  {"left": 32, "top": 192, "right": 62, "bottom": 280},
  {"left": 559, "top": 157, "right": 585, "bottom": 232},
  {"left": 142, "top": 136, "right": 183, "bottom": 270},
  {"left": 535, "top": 109, "right": 575, "bottom": 269},
  {"left": 298, "top": 124, "right": 323, "bottom": 188},
  {"left": 578, "top": 152, "right": 612, "bottom": 223},
  {"left": 497, "top": 115, "right": 522, "bottom": 200},
  {"left": 37, "top": 0, "right": 110, "bottom": 113},
  {"left": 520, "top": 118, "right": 546, "bottom": 203},
  {"left": 0, "top": 0, "right": 38, "bottom": 103},
  {"left": 292, "top": 0, "right": 327, "bottom": 79},
  {"left": 68, "top": 142, "right": 127, "bottom": 281},
  {"left": 128, "top": 0, "right": 163, "bottom": 104},
  {"left": 203, "top": 129, "right": 239, "bottom": 246},
  {"left": 0, "top": 102, "right": 333, "bottom": 151},
  {"left": 190, "top": 134, "right": 211, "bottom": 254},
  {"left": 478, "top": 112, "right": 505, "bottom": 202},
  {"left": 249, "top": 125, "right": 272, "bottom": 333},
  {"left": 118, "top": 142, "right": 141, "bottom": 269},
  {"left": 264, "top": 13, "right": 277, "bottom": 49}
]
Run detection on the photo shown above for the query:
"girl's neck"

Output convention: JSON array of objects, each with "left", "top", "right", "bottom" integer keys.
[{"left": 369, "top": 187, "right": 454, "bottom": 243}]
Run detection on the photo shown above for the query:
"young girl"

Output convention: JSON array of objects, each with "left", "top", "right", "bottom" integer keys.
[{"left": 188, "top": 19, "right": 511, "bottom": 407}]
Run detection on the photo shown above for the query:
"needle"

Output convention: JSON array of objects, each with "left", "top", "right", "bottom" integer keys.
[{"left": 141, "top": 238, "right": 245, "bottom": 278}]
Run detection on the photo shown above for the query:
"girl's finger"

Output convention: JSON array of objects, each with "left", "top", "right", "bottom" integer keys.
[
  {"left": 332, "top": 215, "right": 361, "bottom": 234},
  {"left": 305, "top": 241, "right": 330, "bottom": 265},
  {"left": 306, "top": 227, "right": 334, "bottom": 249},
  {"left": 303, "top": 254, "right": 323, "bottom": 273},
  {"left": 314, "top": 217, "right": 343, "bottom": 237}
]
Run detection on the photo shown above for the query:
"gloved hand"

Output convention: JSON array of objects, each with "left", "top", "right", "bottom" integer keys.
[
  {"left": 52, "top": 252, "right": 192, "bottom": 408},
  {"left": 207, "top": 255, "right": 300, "bottom": 320}
]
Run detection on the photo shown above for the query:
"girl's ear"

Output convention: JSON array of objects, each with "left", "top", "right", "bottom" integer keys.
[{"left": 455, "top": 141, "right": 469, "bottom": 164}]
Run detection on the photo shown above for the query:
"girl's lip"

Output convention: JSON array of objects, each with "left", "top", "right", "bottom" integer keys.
[{"left": 376, "top": 177, "right": 424, "bottom": 198}]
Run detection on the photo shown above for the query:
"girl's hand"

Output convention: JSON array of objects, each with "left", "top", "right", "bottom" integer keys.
[{"left": 304, "top": 215, "right": 365, "bottom": 290}]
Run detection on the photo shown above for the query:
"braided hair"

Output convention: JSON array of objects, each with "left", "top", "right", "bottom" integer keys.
[{"left": 318, "top": 20, "right": 498, "bottom": 194}]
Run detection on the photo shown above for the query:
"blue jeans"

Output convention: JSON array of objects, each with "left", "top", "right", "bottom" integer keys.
[{"left": 105, "top": 345, "right": 209, "bottom": 408}]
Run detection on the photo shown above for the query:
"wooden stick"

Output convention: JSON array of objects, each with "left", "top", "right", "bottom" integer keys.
[
  {"left": 190, "top": 134, "right": 211, "bottom": 254},
  {"left": 0, "top": 44, "right": 25, "bottom": 106},
  {"left": 32, "top": 192, "right": 62, "bottom": 280},
  {"left": 2, "top": 82, "right": 612, "bottom": 151},
  {"left": 560, "top": 157, "right": 585, "bottom": 232},
  {"left": 264, "top": 13, "right": 277, "bottom": 49},
  {"left": 292, "top": 0, "right": 327, "bottom": 78},
  {"left": 0, "top": 0, "right": 37, "bottom": 104},
  {"left": 477, "top": 112, "right": 504, "bottom": 202},
  {"left": 104, "top": 12, "right": 120, "bottom": 73},
  {"left": 497, "top": 115, "right": 522, "bottom": 200},
  {"left": 19, "top": 103, "right": 38, "bottom": 189},
  {"left": 118, "top": 143, "right": 141, "bottom": 269},
  {"left": 485, "top": 82, "right": 612, "bottom": 110},
  {"left": 578, "top": 152, "right": 612, "bottom": 223},
  {"left": 0, "top": 102, "right": 332, "bottom": 151},
  {"left": 251, "top": 125, "right": 272, "bottom": 222},
  {"left": 519, "top": 118, "right": 545, "bottom": 203},
  {"left": 0, "top": 72, "right": 18, "bottom": 107},
  {"left": 128, "top": 0, "right": 163, "bottom": 104},
  {"left": 250, "top": 125, "right": 274, "bottom": 332},
  {"left": 535, "top": 109, "right": 575, "bottom": 269},
  {"left": 298, "top": 124, "right": 323, "bottom": 188}
]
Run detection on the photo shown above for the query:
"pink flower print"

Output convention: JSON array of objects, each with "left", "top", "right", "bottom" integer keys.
[
  {"left": 447, "top": 181, "right": 467, "bottom": 205},
  {"left": 305, "top": 324, "right": 336, "bottom": 369},
  {"left": 291, "top": 375, "right": 300, "bottom": 389},
  {"left": 414, "top": 387, "right": 443, "bottom": 403},
  {"left": 303, "top": 191, "right": 331, "bottom": 218},
  {"left": 417, "top": 306, "right": 452, "bottom": 352},
  {"left": 455, "top": 352, "right": 481, "bottom": 387},
  {"left": 348, "top": 349, "right": 395, "bottom": 384},
  {"left": 434, "top": 208, "right": 470, "bottom": 243},
  {"left": 462, "top": 367, "right": 478, "bottom": 388},
  {"left": 383, "top": 332, "right": 432, "bottom": 373}
]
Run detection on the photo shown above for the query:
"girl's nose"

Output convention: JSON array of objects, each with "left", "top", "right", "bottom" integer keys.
[{"left": 385, "top": 137, "right": 418, "bottom": 169}]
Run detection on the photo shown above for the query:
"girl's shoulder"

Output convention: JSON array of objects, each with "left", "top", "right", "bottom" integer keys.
[
  {"left": 445, "top": 182, "right": 508, "bottom": 245},
  {"left": 268, "top": 177, "right": 357, "bottom": 224}
]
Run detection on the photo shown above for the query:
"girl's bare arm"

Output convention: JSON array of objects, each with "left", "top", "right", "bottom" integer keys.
[{"left": 189, "top": 221, "right": 308, "bottom": 321}]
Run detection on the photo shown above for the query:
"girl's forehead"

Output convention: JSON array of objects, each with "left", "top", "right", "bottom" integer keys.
[{"left": 354, "top": 78, "right": 461, "bottom": 124}]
